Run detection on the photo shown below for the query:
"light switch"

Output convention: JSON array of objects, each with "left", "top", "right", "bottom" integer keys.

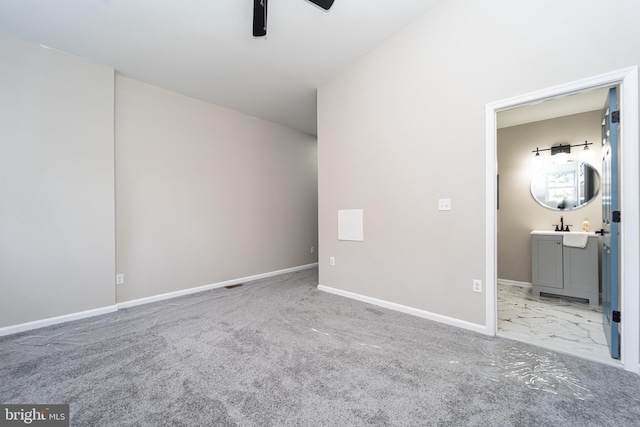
[{"left": 438, "top": 199, "right": 452, "bottom": 211}]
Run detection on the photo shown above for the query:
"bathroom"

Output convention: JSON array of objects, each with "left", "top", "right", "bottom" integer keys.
[{"left": 496, "top": 88, "right": 613, "bottom": 364}]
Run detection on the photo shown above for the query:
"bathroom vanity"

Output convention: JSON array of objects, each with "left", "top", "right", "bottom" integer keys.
[{"left": 531, "top": 231, "right": 599, "bottom": 306}]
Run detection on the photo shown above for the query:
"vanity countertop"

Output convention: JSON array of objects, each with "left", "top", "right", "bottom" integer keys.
[{"left": 530, "top": 230, "right": 597, "bottom": 236}]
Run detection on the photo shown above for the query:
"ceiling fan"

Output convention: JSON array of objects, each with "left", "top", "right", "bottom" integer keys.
[{"left": 253, "top": 0, "right": 335, "bottom": 37}]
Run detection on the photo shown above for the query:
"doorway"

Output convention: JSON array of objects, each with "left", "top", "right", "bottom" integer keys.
[
  {"left": 484, "top": 67, "right": 640, "bottom": 374},
  {"left": 496, "top": 92, "right": 610, "bottom": 364}
]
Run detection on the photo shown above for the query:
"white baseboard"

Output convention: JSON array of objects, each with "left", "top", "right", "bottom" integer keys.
[
  {"left": 317, "top": 284, "right": 487, "bottom": 335},
  {"left": 497, "top": 278, "right": 532, "bottom": 288},
  {"left": 0, "top": 305, "right": 118, "bottom": 337},
  {"left": 0, "top": 263, "right": 318, "bottom": 337},
  {"left": 118, "top": 263, "right": 318, "bottom": 309}
]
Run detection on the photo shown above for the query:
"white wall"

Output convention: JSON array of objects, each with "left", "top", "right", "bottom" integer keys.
[
  {"left": 497, "top": 111, "right": 603, "bottom": 283},
  {"left": 317, "top": 0, "right": 640, "bottom": 327},
  {"left": 115, "top": 76, "right": 318, "bottom": 302},
  {"left": 0, "top": 34, "right": 318, "bottom": 328},
  {"left": 0, "top": 33, "right": 115, "bottom": 327}
]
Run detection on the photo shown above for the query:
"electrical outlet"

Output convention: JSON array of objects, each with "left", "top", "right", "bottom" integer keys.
[
  {"left": 438, "top": 198, "right": 452, "bottom": 211},
  {"left": 116, "top": 274, "right": 124, "bottom": 285},
  {"left": 310, "top": 246, "right": 315, "bottom": 254},
  {"left": 473, "top": 279, "right": 482, "bottom": 293},
  {"left": 329, "top": 256, "right": 335, "bottom": 266}
]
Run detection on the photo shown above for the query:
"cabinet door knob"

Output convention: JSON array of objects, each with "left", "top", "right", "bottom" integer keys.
[{"left": 557, "top": 240, "right": 561, "bottom": 244}]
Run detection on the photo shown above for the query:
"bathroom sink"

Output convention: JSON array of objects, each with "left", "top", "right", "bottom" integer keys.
[
  {"left": 530, "top": 230, "right": 596, "bottom": 236},
  {"left": 531, "top": 230, "right": 596, "bottom": 249}
]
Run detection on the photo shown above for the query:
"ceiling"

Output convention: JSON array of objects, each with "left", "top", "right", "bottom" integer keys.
[
  {"left": 0, "top": 0, "right": 443, "bottom": 135},
  {"left": 497, "top": 87, "right": 609, "bottom": 129}
]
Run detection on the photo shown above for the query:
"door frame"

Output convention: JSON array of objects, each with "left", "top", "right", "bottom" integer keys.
[{"left": 484, "top": 67, "right": 639, "bottom": 374}]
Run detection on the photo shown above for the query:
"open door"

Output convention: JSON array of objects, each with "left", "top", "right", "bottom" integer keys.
[{"left": 599, "top": 86, "right": 620, "bottom": 359}]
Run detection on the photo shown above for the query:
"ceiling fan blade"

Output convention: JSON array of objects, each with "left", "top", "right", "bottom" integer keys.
[
  {"left": 253, "top": 0, "right": 267, "bottom": 37},
  {"left": 307, "top": 0, "right": 335, "bottom": 10}
]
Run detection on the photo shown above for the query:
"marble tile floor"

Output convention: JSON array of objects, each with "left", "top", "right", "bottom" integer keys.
[{"left": 497, "top": 283, "right": 619, "bottom": 366}]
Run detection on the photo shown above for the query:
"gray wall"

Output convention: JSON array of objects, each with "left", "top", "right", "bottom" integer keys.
[
  {"left": 115, "top": 76, "right": 318, "bottom": 302},
  {"left": 497, "top": 111, "right": 603, "bottom": 283},
  {"left": 0, "top": 33, "right": 115, "bottom": 327},
  {"left": 317, "top": 0, "right": 640, "bottom": 326}
]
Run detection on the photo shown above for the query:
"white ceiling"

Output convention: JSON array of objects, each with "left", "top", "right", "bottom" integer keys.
[
  {"left": 0, "top": 0, "right": 443, "bottom": 135},
  {"left": 497, "top": 87, "right": 609, "bottom": 129}
]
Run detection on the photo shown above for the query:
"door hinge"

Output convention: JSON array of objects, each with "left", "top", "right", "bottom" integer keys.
[
  {"left": 611, "top": 110, "right": 620, "bottom": 123},
  {"left": 612, "top": 311, "right": 621, "bottom": 323},
  {"left": 613, "top": 210, "right": 621, "bottom": 223}
]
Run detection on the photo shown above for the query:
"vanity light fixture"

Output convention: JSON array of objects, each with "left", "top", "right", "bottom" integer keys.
[
  {"left": 579, "top": 140, "right": 595, "bottom": 161},
  {"left": 553, "top": 151, "right": 569, "bottom": 165},
  {"left": 531, "top": 147, "right": 543, "bottom": 167},
  {"left": 531, "top": 140, "right": 593, "bottom": 164}
]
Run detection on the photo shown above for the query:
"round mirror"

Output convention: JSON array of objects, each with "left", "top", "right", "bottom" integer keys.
[{"left": 531, "top": 160, "right": 600, "bottom": 210}]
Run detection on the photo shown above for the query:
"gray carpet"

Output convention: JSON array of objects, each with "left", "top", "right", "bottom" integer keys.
[{"left": 1, "top": 268, "right": 639, "bottom": 426}]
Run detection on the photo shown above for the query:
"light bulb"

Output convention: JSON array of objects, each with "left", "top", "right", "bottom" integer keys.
[
  {"left": 532, "top": 152, "right": 543, "bottom": 167},
  {"left": 553, "top": 152, "right": 568, "bottom": 164},
  {"left": 579, "top": 147, "right": 594, "bottom": 162}
]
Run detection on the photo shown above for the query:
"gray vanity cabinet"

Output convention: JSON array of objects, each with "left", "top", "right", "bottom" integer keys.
[
  {"left": 531, "top": 233, "right": 599, "bottom": 306},
  {"left": 531, "top": 234, "right": 564, "bottom": 289}
]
